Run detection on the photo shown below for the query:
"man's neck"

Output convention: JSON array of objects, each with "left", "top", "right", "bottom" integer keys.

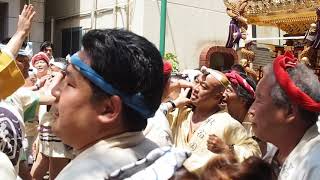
[
  {"left": 192, "top": 106, "right": 220, "bottom": 123},
  {"left": 229, "top": 106, "right": 247, "bottom": 123},
  {"left": 275, "top": 124, "right": 309, "bottom": 165},
  {"left": 76, "top": 126, "right": 128, "bottom": 153}
]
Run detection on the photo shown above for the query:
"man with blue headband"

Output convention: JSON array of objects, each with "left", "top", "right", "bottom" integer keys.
[{"left": 51, "top": 29, "right": 164, "bottom": 179}]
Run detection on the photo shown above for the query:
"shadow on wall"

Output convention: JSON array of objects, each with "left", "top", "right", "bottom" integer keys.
[
  {"left": 199, "top": 45, "right": 238, "bottom": 70},
  {"left": 44, "top": 0, "right": 82, "bottom": 58},
  {"left": 210, "top": 52, "right": 235, "bottom": 71}
]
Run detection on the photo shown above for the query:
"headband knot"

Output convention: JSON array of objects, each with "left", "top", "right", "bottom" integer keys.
[
  {"left": 278, "top": 51, "right": 298, "bottom": 69},
  {"left": 273, "top": 51, "right": 320, "bottom": 112},
  {"left": 200, "top": 66, "right": 231, "bottom": 89},
  {"left": 225, "top": 70, "right": 255, "bottom": 97}
]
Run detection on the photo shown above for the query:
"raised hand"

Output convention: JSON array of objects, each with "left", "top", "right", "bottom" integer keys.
[
  {"left": 17, "top": 4, "right": 36, "bottom": 37},
  {"left": 173, "top": 88, "right": 192, "bottom": 108},
  {"left": 5, "top": 4, "right": 36, "bottom": 57}
]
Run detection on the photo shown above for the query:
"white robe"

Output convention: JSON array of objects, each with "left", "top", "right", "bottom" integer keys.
[
  {"left": 143, "top": 109, "right": 173, "bottom": 147},
  {"left": 279, "top": 124, "right": 320, "bottom": 180},
  {"left": 0, "top": 151, "right": 16, "bottom": 180},
  {"left": 56, "top": 132, "right": 158, "bottom": 180},
  {"left": 168, "top": 107, "right": 261, "bottom": 173}
]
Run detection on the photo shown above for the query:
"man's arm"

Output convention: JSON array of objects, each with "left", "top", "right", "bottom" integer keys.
[
  {"left": 4, "top": 5, "right": 35, "bottom": 58},
  {"left": 224, "top": 120, "right": 261, "bottom": 161},
  {"left": 0, "top": 5, "right": 36, "bottom": 99},
  {"left": 39, "top": 94, "right": 55, "bottom": 105}
]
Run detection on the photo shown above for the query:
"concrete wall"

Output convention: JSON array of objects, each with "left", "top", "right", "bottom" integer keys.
[
  {"left": 45, "top": 0, "right": 231, "bottom": 68},
  {"left": 30, "top": 0, "right": 45, "bottom": 53},
  {"left": 44, "top": 0, "right": 283, "bottom": 69},
  {"left": 143, "top": 0, "right": 230, "bottom": 69}
]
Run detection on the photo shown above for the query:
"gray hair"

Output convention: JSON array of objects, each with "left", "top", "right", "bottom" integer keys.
[{"left": 263, "top": 63, "right": 320, "bottom": 124}]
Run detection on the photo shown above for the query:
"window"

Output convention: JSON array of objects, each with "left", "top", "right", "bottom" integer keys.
[
  {"left": 0, "top": 3, "right": 8, "bottom": 41},
  {"left": 61, "top": 27, "right": 82, "bottom": 57},
  {"left": 252, "top": 25, "right": 257, "bottom": 38}
]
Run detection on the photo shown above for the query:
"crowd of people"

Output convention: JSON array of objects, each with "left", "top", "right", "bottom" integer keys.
[{"left": 1, "top": 4, "right": 320, "bottom": 180}]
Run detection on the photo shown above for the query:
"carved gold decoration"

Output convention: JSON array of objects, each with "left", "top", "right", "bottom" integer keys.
[
  {"left": 241, "top": 48, "right": 255, "bottom": 61},
  {"left": 243, "top": 0, "right": 320, "bottom": 34}
]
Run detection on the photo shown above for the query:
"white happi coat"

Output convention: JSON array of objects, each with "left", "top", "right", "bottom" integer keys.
[
  {"left": 279, "top": 124, "right": 320, "bottom": 180},
  {"left": 56, "top": 132, "right": 158, "bottom": 180}
]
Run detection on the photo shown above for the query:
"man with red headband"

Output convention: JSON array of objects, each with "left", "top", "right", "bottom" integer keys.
[
  {"left": 248, "top": 51, "right": 320, "bottom": 179},
  {"left": 223, "top": 70, "right": 256, "bottom": 123}
]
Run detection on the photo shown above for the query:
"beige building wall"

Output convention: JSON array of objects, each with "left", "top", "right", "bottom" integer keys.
[
  {"left": 45, "top": 0, "right": 284, "bottom": 69},
  {"left": 143, "top": 0, "right": 231, "bottom": 69},
  {"left": 256, "top": 25, "right": 286, "bottom": 48},
  {"left": 45, "top": 0, "right": 232, "bottom": 69},
  {"left": 30, "top": 0, "right": 45, "bottom": 53}
]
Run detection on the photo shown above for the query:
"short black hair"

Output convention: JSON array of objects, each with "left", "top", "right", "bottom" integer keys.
[
  {"left": 231, "top": 64, "right": 246, "bottom": 74},
  {"left": 82, "top": 29, "right": 164, "bottom": 132},
  {"left": 40, "top": 41, "right": 54, "bottom": 52},
  {"left": 1, "top": 37, "right": 27, "bottom": 48},
  {"left": 238, "top": 72, "right": 256, "bottom": 110}
]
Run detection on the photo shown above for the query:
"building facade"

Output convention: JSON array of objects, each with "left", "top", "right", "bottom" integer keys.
[
  {"left": 0, "top": 0, "right": 286, "bottom": 70},
  {"left": 44, "top": 0, "right": 283, "bottom": 70}
]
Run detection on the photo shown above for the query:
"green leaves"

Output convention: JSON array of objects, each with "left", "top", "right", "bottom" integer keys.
[{"left": 164, "top": 52, "right": 179, "bottom": 74}]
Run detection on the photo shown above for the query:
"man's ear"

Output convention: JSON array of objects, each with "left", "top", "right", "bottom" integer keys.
[
  {"left": 284, "top": 104, "right": 297, "bottom": 124},
  {"left": 239, "top": 97, "right": 247, "bottom": 106},
  {"left": 97, "top": 95, "right": 122, "bottom": 124}
]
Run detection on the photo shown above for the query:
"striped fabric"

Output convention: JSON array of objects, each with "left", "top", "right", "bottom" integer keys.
[{"left": 38, "top": 110, "right": 73, "bottom": 159}]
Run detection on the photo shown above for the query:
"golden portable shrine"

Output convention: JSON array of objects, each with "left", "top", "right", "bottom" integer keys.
[{"left": 223, "top": 0, "right": 320, "bottom": 80}]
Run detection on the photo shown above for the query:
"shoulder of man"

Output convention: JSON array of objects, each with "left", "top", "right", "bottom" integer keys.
[
  {"left": 211, "top": 110, "right": 242, "bottom": 125},
  {"left": 167, "top": 106, "right": 192, "bottom": 127},
  {"left": 57, "top": 145, "right": 152, "bottom": 180}
]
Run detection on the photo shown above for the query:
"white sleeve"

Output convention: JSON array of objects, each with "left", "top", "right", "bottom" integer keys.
[
  {"left": 301, "top": 165, "right": 320, "bottom": 180},
  {"left": 0, "top": 45, "right": 15, "bottom": 59},
  {"left": 0, "top": 152, "right": 17, "bottom": 180}
]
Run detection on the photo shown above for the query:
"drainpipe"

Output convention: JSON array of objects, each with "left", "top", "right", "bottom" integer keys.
[
  {"left": 114, "top": 0, "right": 118, "bottom": 28},
  {"left": 50, "top": 17, "right": 54, "bottom": 43},
  {"left": 159, "top": 0, "right": 167, "bottom": 57},
  {"left": 91, "top": 0, "right": 97, "bottom": 29},
  {"left": 126, "top": 0, "right": 130, "bottom": 30}
]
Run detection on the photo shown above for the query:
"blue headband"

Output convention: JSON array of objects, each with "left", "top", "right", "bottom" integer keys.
[{"left": 70, "top": 53, "right": 153, "bottom": 119}]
